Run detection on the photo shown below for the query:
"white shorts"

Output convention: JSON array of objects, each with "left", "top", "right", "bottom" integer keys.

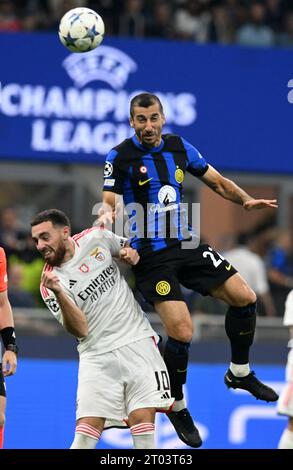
[
  {"left": 76, "top": 337, "right": 174, "bottom": 424},
  {"left": 277, "top": 349, "right": 293, "bottom": 417}
]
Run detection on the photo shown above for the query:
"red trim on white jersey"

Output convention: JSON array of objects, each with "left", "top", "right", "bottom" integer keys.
[
  {"left": 161, "top": 401, "right": 175, "bottom": 414},
  {"left": 72, "top": 227, "right": 101, "bottom": 246},
  {"left": 75, "top": 423, "right": 101, "bottom": 440},
  {"left": 130, "top": 423, "right": 155, "bottom": 435},
  {"left": 40, "top": 263, "right": 53, "bottom": 299}
]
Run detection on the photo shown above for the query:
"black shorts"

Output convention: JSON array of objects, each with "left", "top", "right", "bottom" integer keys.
[
  {"left": 133, "top": 243, "right": 237, "bottom": 303},
  {"left": 0, "top": 364, "right": 6, "bottom": 398}
]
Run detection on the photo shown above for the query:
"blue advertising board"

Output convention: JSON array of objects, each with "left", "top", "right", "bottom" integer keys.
[
  {"left": 4, "top": 360, "right": 286, "bottom": 449},
  {"left": 0, "top": 33, "right": 293, "bottom": 173}
]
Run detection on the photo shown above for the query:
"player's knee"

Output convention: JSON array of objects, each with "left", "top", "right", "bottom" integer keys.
[
  {"left": 288, "top": 417, "right": 293, "bottom": 432},
  {"left": 128, "top": 408, "right": 155, "bottom": 426},
  {"left": 230, "top": 287, "right": 256, "bottom": 307},
  {"left": 167, "top": 323, "right": 193, "bottom": 342},
  {"left": 243, "top": 289, "right": 257, "bottom": 306}
]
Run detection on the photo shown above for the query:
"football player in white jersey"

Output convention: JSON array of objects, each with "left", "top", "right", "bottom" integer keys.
[
  {"left": 31, "top": 209, "right": 173, "bottom": 449},
  {"left": 277, "top": 290, "right": 293, "bottom": 449}
]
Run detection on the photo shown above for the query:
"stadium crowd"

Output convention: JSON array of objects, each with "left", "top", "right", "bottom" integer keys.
[{"left": 0, "top": 0, "right": 292, "bottom": 47}]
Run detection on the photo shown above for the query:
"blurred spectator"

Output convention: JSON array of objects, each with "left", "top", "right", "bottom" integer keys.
[
  {"left": 268, "top": 229, "right": 293, "bottom": 315},
  {"left": 43, "top": 0, "right": 88, "bottom": 31},
  {"left": 208, "top": 3, "right": 235, "bottom": 44},
  {"left": 224, "top": 232, "right": 276, "bottom": 316},
  {"left": 0, "top": 0, "right": 22, "bottom": 31},
  {"left": 8, "top": 264, "right": 36, "bottom": 308},
  {"left": 236, "top": 2, "right": 275, "bottom": 47},
  {"left": 11, "top": 241, "right": 43, "bottom": 308},
  {"left": 0, "top": 207, "right": 28, "bottom": 260},
  {"left": 0, "top": 207, "right": 43, "bottom": 305},
  {"left": 268, "top": 229, "right": 293, "bottom": 285},
  {"left": 49, "top": 0, "right": 86, "bottom": 18},
  {"left": 89, "top": 1, "right": 124, "bottom": 35},
  {"left": 146, "top": 0, "right": 174, "bottom": 39},
  {"left": 22, "top": 0, "right": 55, "bottom": 31},
  {"left": 277, "top": 10, "right": 293, "bottom": 46},
  {"left": 266, "top": 0, "right": 286, "bottom": 33},
  {"left": 118, "top": 0, "right": 146, "bottom": 37},
  {"left": 174, "top": 0, "right": 211, "bottom": 42},
  {"left": 1, "top": 0, "right": 293, "bottom": 48}
]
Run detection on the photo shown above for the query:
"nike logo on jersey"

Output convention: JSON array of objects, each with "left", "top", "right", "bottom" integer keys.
[
  {"left": 138, "top": 177, "right": 153, "bottom": 186},
  {"left": 239, "top": 330, "right": 254, "bottom": 336},
  {"left": 177, "top": 368, "right": 187, "bottom": 373},
  {"left": 225, "top": 264, "right": 232, "bottom": 271}
]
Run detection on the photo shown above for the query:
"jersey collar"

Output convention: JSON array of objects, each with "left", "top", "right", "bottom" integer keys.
[{"left": 131, "top": 134, "right": 164, "bottom": 153}]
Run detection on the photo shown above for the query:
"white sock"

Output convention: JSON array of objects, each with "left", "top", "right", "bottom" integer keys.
[
  {"left": 131, "top": 423, "right": 155, "bottom": 449},
  {"left": 278, "top": 428, "right": 293, "bottom": 449},
  {"left": 172, "top": 398, "right": 186, "bottom": 412},
  {"left": 70, "top": 423, "right": 101, "bottom": 449},
  {"left": 230, "top": 362, "right": 250, "bottom": 377}
]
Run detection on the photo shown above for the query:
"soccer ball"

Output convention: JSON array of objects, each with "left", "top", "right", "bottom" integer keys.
[{"left": 58, "top": 7, "right": 105, "bottom": 53}]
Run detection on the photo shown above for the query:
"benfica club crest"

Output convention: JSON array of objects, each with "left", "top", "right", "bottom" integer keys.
[{"left": 90, "top": 247, "right": 105, "bottom": 261}]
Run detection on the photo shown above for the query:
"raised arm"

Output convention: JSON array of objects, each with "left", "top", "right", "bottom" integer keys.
[
  {"left": 200, "top": 165, "right": 278, "bottom": 210},
  {"left": 41, "top": 271, "right": 88, "bottom": 338},
  {"left": 98, "top": 191, "right": 121, "bottom": 226}
]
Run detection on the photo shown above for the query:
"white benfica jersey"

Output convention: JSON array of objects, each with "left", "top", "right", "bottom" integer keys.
[{"left": 40, "top": 227, "right": 158, "bottom": 356}]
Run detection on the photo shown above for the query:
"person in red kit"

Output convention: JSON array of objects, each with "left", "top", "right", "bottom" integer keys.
[{"left": 0, "top": 247, "right": 18, "bottom": 448}]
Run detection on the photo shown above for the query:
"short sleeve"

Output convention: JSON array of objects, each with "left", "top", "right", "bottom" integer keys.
[
  {"left": 103, "top": 149, "right": 125, "bottom": 194},
  {"left": 40, "top": 284, "right": 63, "bottom": 324},
  {"left": 181, "top": 137, "right": 209, "bottom": 177},
  {"left": 102, "top": 229, "right": 128, "bottom": 257}
]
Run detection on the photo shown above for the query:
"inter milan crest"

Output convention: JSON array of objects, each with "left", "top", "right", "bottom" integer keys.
[{"left": 175, "top": 166, "right": 184, "bottom": 184}]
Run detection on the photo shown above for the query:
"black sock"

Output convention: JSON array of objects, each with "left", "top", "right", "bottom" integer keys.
[
  {"left": 164, "top": 336, "right": 190, "bottom": 401},
  {"left": 225, "top": 302, "right": 257, "bottom": 364}
]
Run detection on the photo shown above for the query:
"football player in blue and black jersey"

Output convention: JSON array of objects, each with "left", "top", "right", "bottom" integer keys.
[{"left": 100, "top": 93, "right": 279, "bottom": 448}]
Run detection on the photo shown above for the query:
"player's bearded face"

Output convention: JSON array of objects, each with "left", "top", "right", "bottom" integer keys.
[
  {"left": 32, "top": 222, "right": 70, "bottom": 267},
  {"left": 43, "top": 239, "right": 66, "bottom": 267}
]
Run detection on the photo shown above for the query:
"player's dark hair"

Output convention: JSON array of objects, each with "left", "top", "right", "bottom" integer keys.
[
  {"left": 31, "top": 209, "right": 71, "bottom": 229},
  {"left": 130, "top": 93, "right": 164, "bottom": 117}
]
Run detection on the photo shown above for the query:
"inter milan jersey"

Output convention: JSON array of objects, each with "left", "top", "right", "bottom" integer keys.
[{"left": 103, "top": 134, "right": 208, "bottom": 256}]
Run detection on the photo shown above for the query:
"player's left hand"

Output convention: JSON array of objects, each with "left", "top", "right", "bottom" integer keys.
[
  {"left": 243, "top": 199, "right": 278, "bottom": 211},
  {"left": 2, "top": 350, "right": 17, "bottom": 376},
  {"left": 119, "top": 247, "right": 140, "bottom": 265}
]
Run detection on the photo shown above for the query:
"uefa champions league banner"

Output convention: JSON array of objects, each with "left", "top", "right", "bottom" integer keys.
[
  {"left": 0, "top": 32, "right": 293, "bottom": 172},
  {"left": 5, "top": 361, "right": 285, "bottom": 449}
]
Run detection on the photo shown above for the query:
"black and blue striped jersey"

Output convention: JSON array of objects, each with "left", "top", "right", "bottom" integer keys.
[{"left": 103, "top": 133, "right": 209, "bottom": 256}]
